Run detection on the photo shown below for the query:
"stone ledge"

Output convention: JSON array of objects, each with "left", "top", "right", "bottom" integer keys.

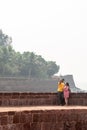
[
  {"left": 0, "top": 106, "right": 87, "bottom": 130},
  {"left": 0, "top": 106, "right": 87, "bottom": 112},
  {"left": 0, "top": 93, "right": 87, "bottom": 106}
]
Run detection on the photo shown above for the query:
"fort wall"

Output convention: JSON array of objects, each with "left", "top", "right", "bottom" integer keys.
[
  {"left": 0, "top": 75, "right": 86, "bottom": 130},
  {"left": 0, "top": 106, "right": 87, "bottom": 130},
  {"left": 0, "top": 93, "right": 86, "bottom": 130},
  {"left": 0, "top": 92, "right": 86, "bottom": 106}
]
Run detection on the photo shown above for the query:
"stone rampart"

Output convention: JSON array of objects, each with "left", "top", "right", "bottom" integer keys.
[
  {"left": 0, "top": 92, "right": 87, "bottom": 106},
  {"left": 0, "top": 93, "right": 86, "bottom": 130},
  {"left": 0, "top": 107, "right": 87, "bottom": 130}
]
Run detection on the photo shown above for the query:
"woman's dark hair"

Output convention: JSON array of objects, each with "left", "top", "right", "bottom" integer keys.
[{"left": 65, "top": 82, "right": 69, "bottom": 86}]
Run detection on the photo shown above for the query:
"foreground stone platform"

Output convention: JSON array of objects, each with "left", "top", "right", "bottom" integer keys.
[
  {"left": 0, "top": 105, "right": 87, "bottom": 112},
  {"left": 0, "top": 92, "right": 87, "bottom": 130},
  {"left": 0, "top": 106, "right": 87, "bottom": 130}
]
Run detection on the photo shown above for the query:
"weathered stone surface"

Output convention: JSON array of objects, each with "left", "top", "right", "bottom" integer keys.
[
  {"left": 0, "top": 106, "right": 87, "bottom": 130},
  {"left": 0, "top": 92, "right": 86, "bottom": 106},
  {"left": 0, "top": 92, "right": 86, "bottom": 129}
]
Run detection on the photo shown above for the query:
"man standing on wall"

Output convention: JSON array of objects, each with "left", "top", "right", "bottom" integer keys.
[{"left": 57, "top": 79, "right": 65, "bottom": 105}]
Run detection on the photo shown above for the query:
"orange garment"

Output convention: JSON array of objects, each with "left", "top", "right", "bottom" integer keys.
[{"left": 57, "top": 82, "right": 65, "bottom": 92}]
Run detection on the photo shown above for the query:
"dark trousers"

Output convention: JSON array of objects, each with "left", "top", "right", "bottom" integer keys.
[{"left": 58, "top": 91, "right": 65, "bottom": 105}]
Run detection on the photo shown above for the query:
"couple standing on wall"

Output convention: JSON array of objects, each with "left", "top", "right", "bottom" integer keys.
[{"left": 57, "top": 78, "right": 71, "bottom": 106}]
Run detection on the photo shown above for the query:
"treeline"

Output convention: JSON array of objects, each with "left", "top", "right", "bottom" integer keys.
[{"left": 0, "top": 30, "right": 60, "bottom": 78}]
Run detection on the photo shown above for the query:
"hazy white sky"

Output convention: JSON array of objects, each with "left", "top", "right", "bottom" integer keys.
[{"left": 0, "top": 0, "right": 87, "bottom": 89}]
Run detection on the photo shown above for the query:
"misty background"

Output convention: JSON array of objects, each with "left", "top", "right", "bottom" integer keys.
[{"left": 0, "top": 0, "right": 87, "bottom": 90}]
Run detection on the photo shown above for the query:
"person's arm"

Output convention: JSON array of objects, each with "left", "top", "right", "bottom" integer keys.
[{"left": 68, "top": 87, "right": 71, "bottom": 93}]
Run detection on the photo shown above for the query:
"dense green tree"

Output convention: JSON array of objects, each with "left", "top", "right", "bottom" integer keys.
[
  {"left": 47, "top": 61, "right": 60, "bottom": 77},
  {"left": 0, "top": 29, "right": 12, "bottom": 46},
  {"left": 32, "top": 55, "right": 47, "bottom": 78},
  {"left": 0, "top": 30, "right": 60, "bottom": 78}
]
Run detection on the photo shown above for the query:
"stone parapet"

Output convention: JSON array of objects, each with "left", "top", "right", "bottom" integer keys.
[{"left": 0, "top": 92, "right": 86, "bottom": 106}]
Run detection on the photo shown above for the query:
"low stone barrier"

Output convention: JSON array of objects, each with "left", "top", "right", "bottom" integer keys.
[{"left": 0, "top": 92, "right": 87, "bottom": 106}]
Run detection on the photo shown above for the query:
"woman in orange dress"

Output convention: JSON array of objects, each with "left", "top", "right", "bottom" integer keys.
[{"left": 63, "top": 82, "right": 71, "bottom": 106}]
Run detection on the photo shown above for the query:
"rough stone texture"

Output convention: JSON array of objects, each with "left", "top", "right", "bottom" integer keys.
[
  {"left": 0, "top": 92, "right": 86, "bottom": 106},
  {"left": 0, "top": 107, "right": 87, "bottom": 130},
  {"left": 0, "top": 92, "right": 86, "bottom": 129}
]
